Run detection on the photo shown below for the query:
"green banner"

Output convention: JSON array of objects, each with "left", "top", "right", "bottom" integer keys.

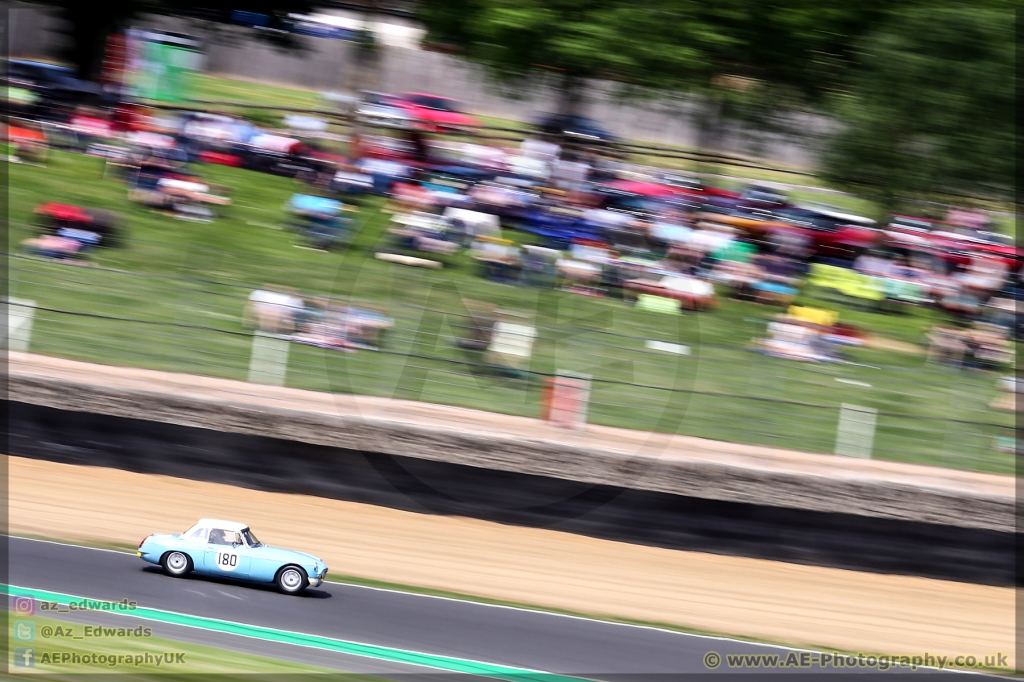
[{"left": 129, "top": 30, "right": 200, "bottom": 102}]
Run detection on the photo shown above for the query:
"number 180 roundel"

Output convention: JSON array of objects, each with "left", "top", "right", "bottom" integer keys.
[
  {"left": 137, "top": 519, "right": 328, "bottom": 594},
  {"left": 215, "top": 550, "right": 240, "bottom": 570}
]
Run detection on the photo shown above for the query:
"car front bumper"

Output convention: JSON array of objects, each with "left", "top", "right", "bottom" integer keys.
[{"left": 310, "top": 567, "right": 328, "bottom": 587}]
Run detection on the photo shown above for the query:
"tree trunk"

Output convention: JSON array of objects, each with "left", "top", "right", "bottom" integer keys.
[
  {"left": 694, "top": 92, "right": 725, "bottom": 176},
  {"left": 342, "top": 0, "right": 382, "bottom": 97},
  {"left": 344, "top": 6, "right": 384, "bottom": 158},
  {"left": 352, "top": 41, "right": 381, "bottom": 94},
  {"left": 556, "top": 72, "right": 584, "bottom": 118},
  {"left": 60, "top": 1, "right": 137, "bottom": 80},
  {"left": 555, "top": 72, "right": 585, "bottom": 151}
]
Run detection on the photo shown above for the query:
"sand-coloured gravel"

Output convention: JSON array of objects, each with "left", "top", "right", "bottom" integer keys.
[{"left": 8, "top": 456, "right": 1012, "bottom": 666}]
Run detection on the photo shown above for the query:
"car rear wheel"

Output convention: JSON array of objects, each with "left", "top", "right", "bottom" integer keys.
[
  {"left": 161, "top": 551, "right": 192, "bottom": 577},
  {"left": 276, "top": 565, "right": 309, "bottom": 594}
]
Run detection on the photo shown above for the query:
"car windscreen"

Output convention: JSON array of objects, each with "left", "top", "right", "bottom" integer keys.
[
  {"left": 6, "top": 64, "right": 53, "bottom": 85},
  {"left": 889, "top": 217, "right": 933, "bottom": 232},
  {"left": 10, "top": 64, "right": 76, "bottom": 88},
  {"left": 567, "top": 116, "right": 599, "bottom": 130},
  {"left": 413, "top": 95, "right": 460, "bottom": 112},
  {"left": 663, "top": 175, "right": 702, "bottom": 191},
  {"left": 747, "top": 190, "right": 784, "bottom": 204},
  {"left": 242, "top": 529, "right": 262, "bottom": 547},
  {"left": 776, "top": 209, "right": 840, "bottom": 232}
]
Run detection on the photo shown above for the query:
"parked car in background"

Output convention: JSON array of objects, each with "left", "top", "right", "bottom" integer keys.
[
  {"left": 660, "top": 173, "right": 741, "bottom": 204},
  {"left": 394, "top": 93, "right": 480, "bottom": 132},
  {"left": 702, "top": 184, "right": 790, "bottom": 215},
  {"left": 6, "top": 59, "right": 81, "bottom": 92},
  {"left": 4, "top": 59, "right": 112, "bottom": 117},
  {"left": 734, "top": 185, "right": 789, "bottom": 212},
  {"left": 885, "top": 214, "right": 949, "bottom": 236},
  {"left": 356, "top": 91, "right": 414, "bottom": 130},
  {"left": 883, "top": 214, "right": 1020, "bottom": 269},
  {"left": 769, "top": 205, "right": 879, "bottom": 260},
  {"left": 532, "top": 113, "right": 621, "bottom": 147}
]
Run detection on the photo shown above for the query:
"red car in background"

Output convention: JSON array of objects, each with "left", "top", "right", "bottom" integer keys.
[
  {"left": 394, "top": 93, "right": 480, "bottom": 132},
  {"left": 883, "top": 214, "right": 1021, "bottom": 269},
  {"left": 662, "top": 173, "right": 742, "bottom": 202},
  {"left": 765, "top": 205, "right": 880, "bottom": 259}
]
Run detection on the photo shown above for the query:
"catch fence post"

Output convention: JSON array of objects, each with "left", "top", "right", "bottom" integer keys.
[
  {"left": 546, "top": 370, "right": 592, "bottom": 430},
  {"left": 6, "top": 298, "right": 36, "bottom": 353},
  {"left": 248, "top": 330, "right": 290, "bottom": 386},
  {"left": 835, "top": 403, "right": 878, "bottom": 458}
]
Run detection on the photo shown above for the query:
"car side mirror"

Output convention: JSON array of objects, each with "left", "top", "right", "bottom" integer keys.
[{"left": 232, "top": 541, "right": 239, "bottom": 548}]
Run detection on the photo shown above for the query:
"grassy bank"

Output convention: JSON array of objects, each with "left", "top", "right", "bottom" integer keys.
[{"left": 8, "top": 150, "right": 1013, "bottom": 473}]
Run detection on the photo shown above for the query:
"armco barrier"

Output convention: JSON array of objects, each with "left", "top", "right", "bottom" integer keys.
[{"left": 9, "top": 401, "right": 1014, "bottom": 586}]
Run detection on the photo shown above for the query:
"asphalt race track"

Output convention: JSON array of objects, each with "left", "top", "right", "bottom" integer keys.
[{"left": 8, "top": 537, "right": 973, "bottom": 679}]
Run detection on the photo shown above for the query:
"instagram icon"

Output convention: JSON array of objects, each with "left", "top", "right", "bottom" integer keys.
[{"left": 13, "top": 597, "right": 34, "bottom": 615}]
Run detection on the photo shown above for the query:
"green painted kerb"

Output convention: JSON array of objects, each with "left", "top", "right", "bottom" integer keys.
[{"left": 5, "top": 584, "right": 588, "bottom": 682}]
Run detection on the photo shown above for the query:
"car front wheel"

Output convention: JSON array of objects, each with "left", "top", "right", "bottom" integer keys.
[
  {"left": 276, "top": 565, "right": 309, "bottom": 595},
  {"left": 161, "top": 551, "right": 192, "bottom": 577}
]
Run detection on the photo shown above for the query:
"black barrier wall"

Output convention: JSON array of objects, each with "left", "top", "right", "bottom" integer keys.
[{"left": 8, "top": 401, "right": 1013, "bottom": 586}]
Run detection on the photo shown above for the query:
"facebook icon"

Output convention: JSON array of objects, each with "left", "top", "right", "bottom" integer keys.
[{"left": 14, "top": 647, "right": 35, "bottom": 668}]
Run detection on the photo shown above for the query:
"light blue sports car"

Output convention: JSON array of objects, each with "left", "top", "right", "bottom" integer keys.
[{"left": 137, "top": 519, "right": 328, "bottom": 594}]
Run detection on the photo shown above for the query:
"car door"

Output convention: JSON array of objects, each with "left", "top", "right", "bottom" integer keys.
[{"left": 203, "top": 529, "right": 252, "bottom": 578}]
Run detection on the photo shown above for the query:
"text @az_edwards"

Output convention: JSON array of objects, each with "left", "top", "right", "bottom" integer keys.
[
  {"left": 702, "top": 650, "right": 1010, "bottom": 671},
  {"left": 13, "top": 619, "right": 152, "bottom": 643},
  {"left": 40, "top": 624, "right": 153, "bottom": 639}
]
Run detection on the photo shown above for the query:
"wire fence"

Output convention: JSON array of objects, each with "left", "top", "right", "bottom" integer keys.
[{"left": 9, "top": 252, "right": 1015, "bottom": 474}]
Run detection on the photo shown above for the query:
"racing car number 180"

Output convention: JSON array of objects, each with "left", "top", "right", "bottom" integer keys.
[
  {"left": 137, "top": 519, "right": 328, "bottom": 595},
  {"left": 215, "top": 551, "right": 239, "bottom": 571}
]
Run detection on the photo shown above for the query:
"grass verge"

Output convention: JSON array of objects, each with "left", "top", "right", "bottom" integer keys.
[{"left": 7, "top": 613, "right": 347, "bottom": 676}]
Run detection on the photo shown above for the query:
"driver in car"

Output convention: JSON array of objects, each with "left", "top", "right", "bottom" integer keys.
[{"left": 208, "top": 529, "right": 231, "bottom": 545}]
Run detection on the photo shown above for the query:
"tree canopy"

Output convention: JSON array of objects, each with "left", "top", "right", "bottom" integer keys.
[
  {"left": 418, "top": 0, "right": 733, "bottom": 113},
  {"left": 35, "top": 0, "right": 1014, "bottom": 207},
  {"left": 415, "top": 0, "right": 920, "bottom": 158},
  {"left": 417, "top": 0, "right": 905, "bottom": 112},
  {"left": 822, "top": 4, "right": 1014, "bottom": 209}
]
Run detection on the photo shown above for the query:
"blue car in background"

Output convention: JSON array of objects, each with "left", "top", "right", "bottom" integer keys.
[
  {"left": 532, "top": 113, "right": 621, "bottom": 146},
  {"left": 137, "top": 519, "right": 328, "bottom": 594}
]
